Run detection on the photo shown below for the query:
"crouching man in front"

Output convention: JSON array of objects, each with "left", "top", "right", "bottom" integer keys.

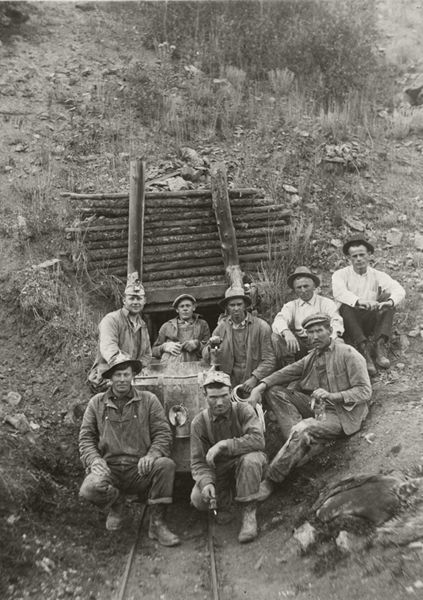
[
  {"left": 190, "top": 370, "right": 267, "bottom": 543},
  {"left": 79, "top": 355, "right": 180, "bottom": 546}
]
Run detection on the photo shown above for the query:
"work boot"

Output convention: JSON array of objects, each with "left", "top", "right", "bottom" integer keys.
[
  {"left": 358, "top": 341, "right": 377, "bottom": 377},
  {"left": 254, "top": 479, "right": 274, "bottom": 502},
  {"left": 238, "top": 502, "right": 258, "bottom": 544},
  {"left": 106, "top": 494, "right": 126, "bottom": 531},
  {"left": 375, "top": 337, "right": 390, "bottom": 369},
  {"left": 148, "top": 505, "right": 180, "bottom": 547}
]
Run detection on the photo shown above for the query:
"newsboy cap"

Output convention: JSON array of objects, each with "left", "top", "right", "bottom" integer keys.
[{"left": 302, "top": 313, "right": 331, "bottom": 330}]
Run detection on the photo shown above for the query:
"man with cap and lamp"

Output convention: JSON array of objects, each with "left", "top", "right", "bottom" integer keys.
[
  {"left": 152, "top": 293, "right": 210, "bottom": 363},
  {"left": 190, "top": 369, "right": 267, "bottom": 543},
  {"left": 203, "top": 286, "right": 276, "bottom": 393},
  {"left": 332, "top": 238, "right": 405, "bottom": 375},
  {"left": 248, "top": 313, "right": 371, "bottom": 501},
  {"left": 272, "top": 266, "right": 344, "bottom": 366},
  {"left": 88, "top": 279, "right": 152, "bottom": 390},
  {"left": 79, "top": 354, "right": 180, "bottom": 546}
]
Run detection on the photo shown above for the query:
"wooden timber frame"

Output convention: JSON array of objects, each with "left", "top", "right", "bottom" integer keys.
[{"left": 64, "top": 159, "right": 291, "bottom": 315}]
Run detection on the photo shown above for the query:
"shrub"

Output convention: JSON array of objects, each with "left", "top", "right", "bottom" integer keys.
[{"left": 141, "top": 0, "right": 378, "bottom": 106}]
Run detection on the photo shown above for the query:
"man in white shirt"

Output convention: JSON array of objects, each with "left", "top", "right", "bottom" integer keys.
[
  {"left": 332, "top": 238, "right": 405, "bottom": 375},
  {"left": 272, "top": 266, "right": 344, "bottom": 367}
]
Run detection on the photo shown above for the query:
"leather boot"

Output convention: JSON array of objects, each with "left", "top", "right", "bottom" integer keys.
[
  {"left": 254, "top": 478, "right": 274, "bottom": 502},
  {"left": 238, "top": 502, "right": 258, "bottom": 544},
  {"left": 148, "top": 505, "right": 180, "bottom": 547},
  {"left": 106, "top": 494, "right": 125, "bottom": 531},
  {"left": 375, "top": 337, "right": 390, "bottom": 369},
  {"left": 358, "top": 341, "right": 377, "bottom": 376}
]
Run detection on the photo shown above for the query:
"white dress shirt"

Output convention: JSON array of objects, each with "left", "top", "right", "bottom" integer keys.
[
  {"left": 332, "top": 266, "right": 405, "bottom": 308},
  {"left": 272, "top": 293, "right": 344, "bottom": 339}
]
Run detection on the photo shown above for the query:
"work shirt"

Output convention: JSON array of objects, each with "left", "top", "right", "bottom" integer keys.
[
  {"left": 152, "top": 314, "right": 210, "bottom": 362},
  {"left": 272, "top": 293, "right": 344, "bottom": 338},
  {"left": 88, "top": 308, "right": 152, "bottom": 386},
  {"left": 190, "top": 402, "right": 265, "bottom": 491},
  {"left": 79, "top": 387, "right": 171, "bottom": 468},
  {"left": 262, "top": 339, "right": 371, "bottom": 435},
  {"left": 332, "top": 266, "right": 405, "bottom": 308},
  {"left": 206, "top": 313, "right": 276, "bottom": 385}
]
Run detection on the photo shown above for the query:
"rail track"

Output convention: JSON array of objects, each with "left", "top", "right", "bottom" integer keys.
[{"left": 117, "top": 505, "right": 221, "bottom": 600}]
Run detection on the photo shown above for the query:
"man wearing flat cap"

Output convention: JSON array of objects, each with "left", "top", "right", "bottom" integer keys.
[
  {"left": 190, "top": 370, "right": 267, "bottom": 543},
  {"left": 272, "top": 266, "right": 344, "bottom": 366},
  {"left": 203, "top": 286, "right": 276, "bottom": 393},
  {"left": 152, "top": 294, "right": 210, "bottom": 364},
  {"left": 88, "top": 279, "right": 152, "bottom": 390},
  {"left": 79, "top": 355, "right": 180, "bottom": 545},
  {"left": 332, "top": 238, "right": 405, "bottom": 375},
  {"left": 248, "top": 313, "right": 371, "bottom": 500}
]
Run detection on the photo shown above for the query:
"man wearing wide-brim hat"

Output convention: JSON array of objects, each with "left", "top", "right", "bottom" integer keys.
[
  {"left": 272, "top": 266, "right": 344, "bottom": 367},
  {"left": 79, "top": 354, "right": 180, "bottom": 546},
  {"left": 332, "top": 237, "right": 405, "bottom": 376},
  {"left": 152, "top": 293, "right": 210, "bottom": 364},
  {"left": 88, "top": 279, "right": 152, "bottom": 390},
  {"left": 203, "top": 287, "right": 275, "bottom": 393},
  {"left": 247, "top": 313, "right": 371, "bottom": 502}
]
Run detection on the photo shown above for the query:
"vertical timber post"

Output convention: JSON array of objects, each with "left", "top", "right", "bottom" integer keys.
[
  {"left": 211, "top": 162, "right": 243, "bottom": 288},
  {"left": 127, "top": 158, "right": 145, "bottom": 281}
]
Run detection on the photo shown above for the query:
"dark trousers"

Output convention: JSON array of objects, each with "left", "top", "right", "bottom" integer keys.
[
  {"left": 79, "top": 457, "right": 176, "bottom": 507},
  {"left": 340, "top": 304, "right": 394, "bottom": 346},
  {"left": 191, "top": 451, "right": 267, "bottom": 509},
  {"left": 271, "top": 333, "right": 310, "bottom": 369}
]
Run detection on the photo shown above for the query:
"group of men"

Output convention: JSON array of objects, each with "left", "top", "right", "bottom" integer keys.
[{"left": 79, "top": 237, "right": 405, "bottom": 545}]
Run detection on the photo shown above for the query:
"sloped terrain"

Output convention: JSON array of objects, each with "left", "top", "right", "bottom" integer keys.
[{"left": 1, "top": 2, "right": 423, "bottom": 599}]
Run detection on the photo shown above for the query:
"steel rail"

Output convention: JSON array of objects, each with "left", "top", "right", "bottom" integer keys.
[
  {"left": 117, "top": 504, "right": 147, "bottom": 600},
  {"left": 208, "top": 513, "right": 220, "bottom": 600}
]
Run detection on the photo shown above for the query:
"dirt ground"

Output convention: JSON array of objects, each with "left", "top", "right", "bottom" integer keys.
[{"left": 1, "top": 2, "right": 423, "bottom": 600}]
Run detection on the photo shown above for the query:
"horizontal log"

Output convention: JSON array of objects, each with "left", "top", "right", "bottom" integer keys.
[
  {"left": 143, "top": 256, "right": 223, "bottom": 272},
  {"left": 62, "top": 192, "right": 129, "bottom": 199},
  {"left": 65, "top": 223, "right": 128, "bottom": 234},
  {"left": 85, "top": 241, "right": 287, "bottom": 263},
  {"left": 69, "top": 229, "right": 128, "bottom": 242}
]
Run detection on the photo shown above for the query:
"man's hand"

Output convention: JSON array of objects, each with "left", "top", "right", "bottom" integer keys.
[
  {"left": 357, "top": 300, "right": 379, "bottom": 311},
  {"left": 242, "top": 375, "right": 258, "bottom": 393},
  {"left": 311, "top": 388, "right": 330, "bottom": 403},
  {"left": 163, "top": 341, "right": 182, "bottom": 356},
  {"left": 248, "top": 383, "right": 266, "bottom": 408},
  {"left": 283, "top": 329, "right": 300, "bottom": 354},
  {"left": 206, "top": 441, "right": 227, "bottom": 467},
  {"left": 201, "top": 483, "right": 216, "bottom": 504},
  {"left": 137, "top": 454, "right": 156, "bottom": 476},
  {"left": 91, "top": 457, "right": 111, "bottom": 477},
  {"left": 181, "top": 339, "right": 199, "bottom": 352},
  {"left": 209, "top": 335, "right": 222, "bottom": 347},
  {"left": 377, "top": 300, "right": 394, "bottom": 311}
]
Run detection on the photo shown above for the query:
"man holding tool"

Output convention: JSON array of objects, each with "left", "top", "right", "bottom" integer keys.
[{"left": 190, "top": 370, "right": 267, "bottom": 543}]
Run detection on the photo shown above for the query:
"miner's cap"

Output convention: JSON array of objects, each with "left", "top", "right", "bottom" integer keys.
[
  {"left": 203, "top": 370, "right": 231, "bottom": 389},
  {"left": 172, "top": 294, "right": 197, "bottom": 309}
]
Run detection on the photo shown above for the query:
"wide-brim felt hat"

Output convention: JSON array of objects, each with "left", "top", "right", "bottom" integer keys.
[
  {"left": 102, "top": 355, "right": 142, "bottom": 380},
  {"left": 172, "top": 293, "right": 197, "bottom": 309},
  {"left": 342, "top": 238, "right": 375, "bottom": 256},
  {"left": 287, "top": 266, "right": 320, "bottom": 289},
  {"left": 219, "top": 286, "right": 252, "bottom": 309}
]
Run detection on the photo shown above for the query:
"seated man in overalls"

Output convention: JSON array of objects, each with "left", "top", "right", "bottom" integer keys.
[{"left": 79, "top": 355, "right": 180, "bottom": 546}]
